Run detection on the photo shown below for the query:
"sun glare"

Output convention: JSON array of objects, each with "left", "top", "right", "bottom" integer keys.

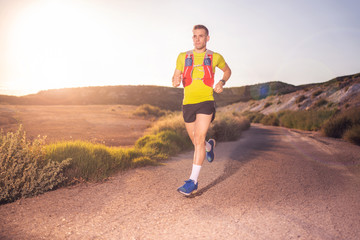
[{"left": 6, "top": 0, "right": 121, "bottom": 95}]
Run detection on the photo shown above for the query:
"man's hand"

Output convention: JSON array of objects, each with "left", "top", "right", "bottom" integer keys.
[
  {"left": 214, "top": 81, "right": 224, "bottom": 93},
  {"left": 172, "top": 69, "right": 182, "bottom": 87},
  {"left": 172, "top": 74, "right": 182, "bottom": 87},
  {"left": 214, "top": 63, "right": 231, "bottom": 93}
]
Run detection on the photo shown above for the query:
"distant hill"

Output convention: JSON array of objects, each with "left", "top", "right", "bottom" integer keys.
[
  {"left": 223, "top": 72, "right": 360, "bottom": 113},
  {"left": 0, "top": 86, "right": 184, "bottom": 110},
  {"left": 0, "top": 81, "right": 298, "bottom": 110},
  {"left": 1, "top": 73, "right": 359, "bottom": 111}
]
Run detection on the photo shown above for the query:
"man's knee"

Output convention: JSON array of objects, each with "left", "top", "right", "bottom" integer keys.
[{"left": 193, "top": 134, "right": 206, "bottom": 146}]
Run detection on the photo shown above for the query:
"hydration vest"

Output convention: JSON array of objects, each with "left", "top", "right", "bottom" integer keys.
[{"left": 182, "top": 50, "right": 214, "bottom": 88}]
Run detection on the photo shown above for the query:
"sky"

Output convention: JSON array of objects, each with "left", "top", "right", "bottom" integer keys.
[{"left": 0, "top": 0, "right": 360, "bottom": 96}]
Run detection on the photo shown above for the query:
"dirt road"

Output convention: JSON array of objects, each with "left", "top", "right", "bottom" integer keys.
[{"left": 1, "top": 125, "right": 359, "bottom": 239}]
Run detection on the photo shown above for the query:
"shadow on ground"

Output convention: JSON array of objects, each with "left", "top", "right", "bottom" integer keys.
[{"left": 188, "top": 126, "right": 277, "bottom": 198}]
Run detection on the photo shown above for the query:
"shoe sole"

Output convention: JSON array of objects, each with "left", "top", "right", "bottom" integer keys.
[{"left": 177, "top": 189, "right": 198, "bottom": 196}]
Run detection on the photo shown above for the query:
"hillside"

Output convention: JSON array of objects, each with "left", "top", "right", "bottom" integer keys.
[
  {"left": 222, "top": 73, "right": 360, "bottom": 114},
  {"left": 1, "top": 73, "right": 359, "bottom": 111},
  {"left": 0, "top": 82, "right": 298, "bottom": 110},
  {"left": 0, "top": 86, "right": 184, "bottom": 110}
]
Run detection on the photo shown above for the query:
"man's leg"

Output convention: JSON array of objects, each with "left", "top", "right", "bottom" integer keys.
[
  {"left": 185, "top": 113, "right": 213, "bottom": 165},
  {"left": 185, "top": 121, "right": 195, "bottom": 145},
  {"left": 178, "top": 113, "right": 213, "bottom": 195},
  {"left": 186, "top": 114, "right": 212, "bottom": 182},
  {"left": 192, "top": 113, "right": 213, "bottom": 166}
]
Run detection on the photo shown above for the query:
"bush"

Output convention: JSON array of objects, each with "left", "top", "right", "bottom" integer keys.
[
  {"left": 279, "top": 110, "right": 336, "bottom": 131},
  {"left": 261, "top": 113, "right": 279, "bottom": 126},
  {"left": 314, "top": 98, "right": 328, "bottom": 108},
  {"left": 149, "top": 113, "right": 188, "bottom": 137},
  {"left": 131, "top": 156, "right": 158, "bottom": 168},
  {"left": 46, "top": 112, "right": 250, "bottom": 183},
  {"left": 135, "top": 130, "right": 191, "bottom": 158},
  {"left": 343, "top": 125, "right": 360, "bottom": 145},
  {"left": 312, "top": 90, "right": 323, "bottom": 98},
  {"left": 295, "top": 95, "right": 307, "bottom": 104},
  {"left": 322, "top": 108, "right": 360, "bottom": 138},
  {"left": 264, "top": 102, "right": 272, "bottom": 108},
  {"left": 1, "top": 111, "right": 251, "bottom": 203},
  {"left": 45, "top": 141, "right": 146, "bottom": 182},
  {"left": 0, "top": 126, "right": 71, "bottom": 204},
  {"left": 242, "top": 111, "right": 265, "bottom": 123},
  {"left": 322, "top": 115, "right": 351, "bottom": 138},
  {"left": 133, "top": 104, "right": 167, "bottom": 119},
  {"left": 208, "top": 113, "right": 250, "bottom": 141}
]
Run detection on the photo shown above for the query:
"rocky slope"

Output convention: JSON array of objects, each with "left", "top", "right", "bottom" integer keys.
[{"left": 222, "top": 73, "right": 360, "bottom": 114}]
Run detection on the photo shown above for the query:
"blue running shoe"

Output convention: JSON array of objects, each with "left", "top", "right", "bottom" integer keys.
[
  {"left": 177, "top": 179, "right": 198, "bottom": 196},
  {"left": 206, "top": 139, "right": 216, "bottom": 163}
]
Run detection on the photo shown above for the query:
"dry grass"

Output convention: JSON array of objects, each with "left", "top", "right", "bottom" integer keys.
[
  {"left": 1, "top": 126, "right": 71, "bottom": 204},
  {"left": 1, "top": 110, "right": 250, "bottom": 204},
  {"left": 322, "top": 107, "right": 360, "bottom": 143}
]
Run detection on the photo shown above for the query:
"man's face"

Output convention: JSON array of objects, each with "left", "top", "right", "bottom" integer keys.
[{"left": 192, "top": 29, "right": 209, "bottom": 51}]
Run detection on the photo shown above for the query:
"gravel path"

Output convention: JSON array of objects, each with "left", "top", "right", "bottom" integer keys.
[{"left": 1, "top": 125, "right": 360, "bottom": 239}]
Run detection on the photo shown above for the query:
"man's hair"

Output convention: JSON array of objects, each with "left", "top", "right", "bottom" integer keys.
[{"left": 193, "top": 25, "right": 209, "bottom": 36}]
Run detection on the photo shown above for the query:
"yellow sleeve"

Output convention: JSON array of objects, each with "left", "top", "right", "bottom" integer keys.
[
  {"left": 213, "top": 53, "right": 226, "bottom": 70},
  {"left": 176, "top": 53, "right": 186, "bottom": 72}
]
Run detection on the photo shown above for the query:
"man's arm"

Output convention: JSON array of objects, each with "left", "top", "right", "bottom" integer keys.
[
  {"left": 172, "top": 69, "right": 182, "bottom": 87},
  {"left": 214, "top": 63, "right": 231, "bottom": 93}
]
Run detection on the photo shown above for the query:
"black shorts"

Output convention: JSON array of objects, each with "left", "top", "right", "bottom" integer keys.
[{"left": 182, "top": 101, "right": 216, "bottom": 123}]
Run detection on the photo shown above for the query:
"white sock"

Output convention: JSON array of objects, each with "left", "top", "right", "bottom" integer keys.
[
  {"left": 205, "top": 141, "right": 211, "bottom": 152},
  {"left": 189, "top": 164, "right": 202, "bottom": 184}
]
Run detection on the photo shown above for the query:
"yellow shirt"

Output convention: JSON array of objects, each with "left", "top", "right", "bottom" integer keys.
[{"left": 176, "top": 50, "right": 226, "bottom": 105}]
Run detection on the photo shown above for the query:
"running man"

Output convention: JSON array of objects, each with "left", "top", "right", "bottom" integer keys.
[{"left": 172, "top": 25, "right": 232, "bottom": 195}]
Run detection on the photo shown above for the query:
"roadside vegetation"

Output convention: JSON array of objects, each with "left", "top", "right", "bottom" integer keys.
[
  {"left": 242, "top": 109, "right": 336, "bottom": 131},
  {"left": 133, "top": 104, "right": 167, "bottom": 119},
  {"left": 1, "top": 111, "right": 250, "bottom": 204},
  {"left": 209, "top": 112, "right": 251, "bottom": 141},
  {"left": 242, "top": 107, "right": 360, "bottom": 145},
  {"left": 322, "top": 107, "right": 360, "bottom": 144},
  {"left": 0, "top": 126, "right": 71, "bottom": 204}
]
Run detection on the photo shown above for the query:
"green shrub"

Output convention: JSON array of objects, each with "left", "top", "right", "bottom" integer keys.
[
  {"left": 149, "top": 113, "right": 188, "bottom": 137},
  {"left": 131, "top": 156, "right": 158, "bottom": 168},
  {"left": 45, "top": 141, "right": 143, "bottom": 182},
  {"left": 44, "top": 111, "right": 250, "bottom": 184},
  {"left": 279, "top": 110, "right": 336, "bottom": 131},
  {"left": 343, "top": 125, "right": 360, "bottom": 145},
  {"left": 253, "top": 113, "right": 265, "bottom": 123},
  {"left": 1, "top": 111, "right": 252, "bottom": 203},
  {"left": 242, "top": 111, "right": 265, "bottom": 123},
  {"left": 322, "top": 117, "right": 352, "bottom": 138},
  {"left": 135, "top": 130, "right": 191, "bottom": 157},
  {"left": 209, "top": 113, "right": 250, "bottom": 141},
  {"left": 261, "top": 113, "right": 279, "bottom": 126},
  {"left": 314, "top": 98, "right": 328, "bottom": 108},
  {"left": 322, "top": 108, "right": 360, "bottom": 138},
  {"left": 295, "top": 95, "right": 307, "bottom": 104},
  {"left": 133, "top": 104, "right": 167, "bottom": 119},
  {"left": 312, "top": 90, "right": 323, "bottom": 98},
  {"left": 264, "top": 102, "right": 272, "bottom": 108},
  {"left": 0, "top": 126, "right": 71, "bottom": 204},
  {"left": 327, "top": 102, "right": 335, "bottom": 108}
]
